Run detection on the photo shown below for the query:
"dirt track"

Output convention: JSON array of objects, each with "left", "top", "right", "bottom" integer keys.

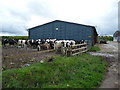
[
  {"left": 90, "top": 41, "right": 119, "bottom": 88},
  {"left": 2, "top": 47, "right": 58, "bottom": 70}
]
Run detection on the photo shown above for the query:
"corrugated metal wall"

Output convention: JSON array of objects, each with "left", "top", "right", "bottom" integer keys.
[{"left": 29, "top": 21, "right": 94, "bottom": 43}]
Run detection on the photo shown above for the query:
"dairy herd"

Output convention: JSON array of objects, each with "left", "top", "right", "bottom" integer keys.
[{"left": 2, "top": 38, "right": 85, "bottom": 51}]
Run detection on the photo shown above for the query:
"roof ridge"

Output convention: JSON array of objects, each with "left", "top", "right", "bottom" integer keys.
[
  {"left": 28, "top": 20, "right": 95, "bottom": 30},
  {"left": 54, "top": 20, "right": 95, "bottom": 27}
]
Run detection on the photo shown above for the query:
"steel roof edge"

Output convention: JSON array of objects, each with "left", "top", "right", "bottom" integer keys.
[
  {"left": 28, "top": 20, "right": 96, "bottom": 30},
  {"left": 28, "top": 20, "right": 56, "bottom": 30},
  {"left": 55, "top": 20, "right": 96, "bottom": 28}
]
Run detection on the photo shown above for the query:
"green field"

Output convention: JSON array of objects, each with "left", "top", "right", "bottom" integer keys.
[
  {"left": 2, "top": 53, "right": 107, "bottom": 88},
  {"left": 2, "top": 36, "right": 28, "bottom": 40}
]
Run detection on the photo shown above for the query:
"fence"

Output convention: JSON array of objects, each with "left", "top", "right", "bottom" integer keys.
[{"left": 61, "top": 43, "right": 88, "bottom": 56}]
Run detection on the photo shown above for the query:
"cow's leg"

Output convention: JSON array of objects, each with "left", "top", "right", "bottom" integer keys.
[{"left": 37, "top": 45, "right": 41, "bottom": 51}]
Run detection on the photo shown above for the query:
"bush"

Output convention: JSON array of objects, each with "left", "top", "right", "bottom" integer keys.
[{"left": 98, "top": 36, "right": 113, "bottom": 41}]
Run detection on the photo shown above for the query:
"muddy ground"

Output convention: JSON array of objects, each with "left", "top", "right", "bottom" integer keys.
[
  {"left": 2, "top": 47, "right": 59, "bottom": 70},
  {"left": 90, "top": 41, "right": 119, "bottom": 88}
]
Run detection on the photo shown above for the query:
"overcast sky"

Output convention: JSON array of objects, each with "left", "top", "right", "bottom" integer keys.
[{"left": 0, "top": 0, "right": 119, "bottom": 36}]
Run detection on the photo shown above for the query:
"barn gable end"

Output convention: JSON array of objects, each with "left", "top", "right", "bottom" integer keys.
[{"left": 28, "top": 20, "right": 98, "bottom": 46}]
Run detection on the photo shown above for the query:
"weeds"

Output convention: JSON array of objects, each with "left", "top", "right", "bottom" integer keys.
[
  {"left": 88, "top": 46, "right": 101, "bottom": 52},
  {"left": 2, "top": 53, "right": 107, "bottom": 88}
]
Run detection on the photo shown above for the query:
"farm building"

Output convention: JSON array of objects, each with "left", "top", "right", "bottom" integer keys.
[
  {"left": 113, "top": 30, "right": 120, "bottom": 42},
  {"left": 28, "top": 20, "right": 98, "bottom": 46}
]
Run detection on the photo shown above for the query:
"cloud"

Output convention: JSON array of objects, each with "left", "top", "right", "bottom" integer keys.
[
  {"left": 26, "top": 0, "right": 55, "bottom": 19},
  {"left": 46, "top": 0, "right": 118, "bottom": 36},
  {"left": 0, "top": 0, "right": 119, "bottom": 36},
  {"left": 0, "top": 9, "right": 28, "bottom": 36},
  {"left": 0, "top": 0, "right": 54, "bottom": 36}
]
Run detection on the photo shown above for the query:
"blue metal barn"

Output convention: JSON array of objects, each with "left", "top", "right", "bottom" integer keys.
[{"left": 28, "top": 20, "right": 98, "bottom": 45}]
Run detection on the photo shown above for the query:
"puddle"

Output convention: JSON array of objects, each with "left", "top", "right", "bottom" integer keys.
[{"left": 88, "top": 52, "right": 115, "bottom": 57}]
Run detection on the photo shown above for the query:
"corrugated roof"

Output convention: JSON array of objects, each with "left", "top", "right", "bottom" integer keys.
[{"left": 28, "top": 20, "right": 95, "bottom": 30}]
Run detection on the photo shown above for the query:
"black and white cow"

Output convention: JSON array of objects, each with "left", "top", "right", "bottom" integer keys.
[
  {"left": 2, "top": 39, "right": 18, "bottom": 47},
  {"left": 18, "top": 40, "right": 27, "bottom": 48},
  {"left": 2, "top": 39, "right": 9, "bottom": 46},
  {"left": 53, "top": 40, "right": 76, "bottom": 53}
]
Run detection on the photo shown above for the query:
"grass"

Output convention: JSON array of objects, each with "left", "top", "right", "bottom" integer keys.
[
  {"left": 2, "top": 36, "right": 28, "bottom": 40},
  {"left": 2, "top": 53, "right": 107, "bottom": 88},
  {"left": 88, "top": 46, "right": 101, "bottom": 52}
]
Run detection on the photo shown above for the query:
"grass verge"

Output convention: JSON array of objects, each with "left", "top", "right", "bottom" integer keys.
[
  {"left": 88, "top": 46, "right": 101, "bottom": 52},
  {"left": 2, "top": 53, "right": 107, "bottom": 88}
]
